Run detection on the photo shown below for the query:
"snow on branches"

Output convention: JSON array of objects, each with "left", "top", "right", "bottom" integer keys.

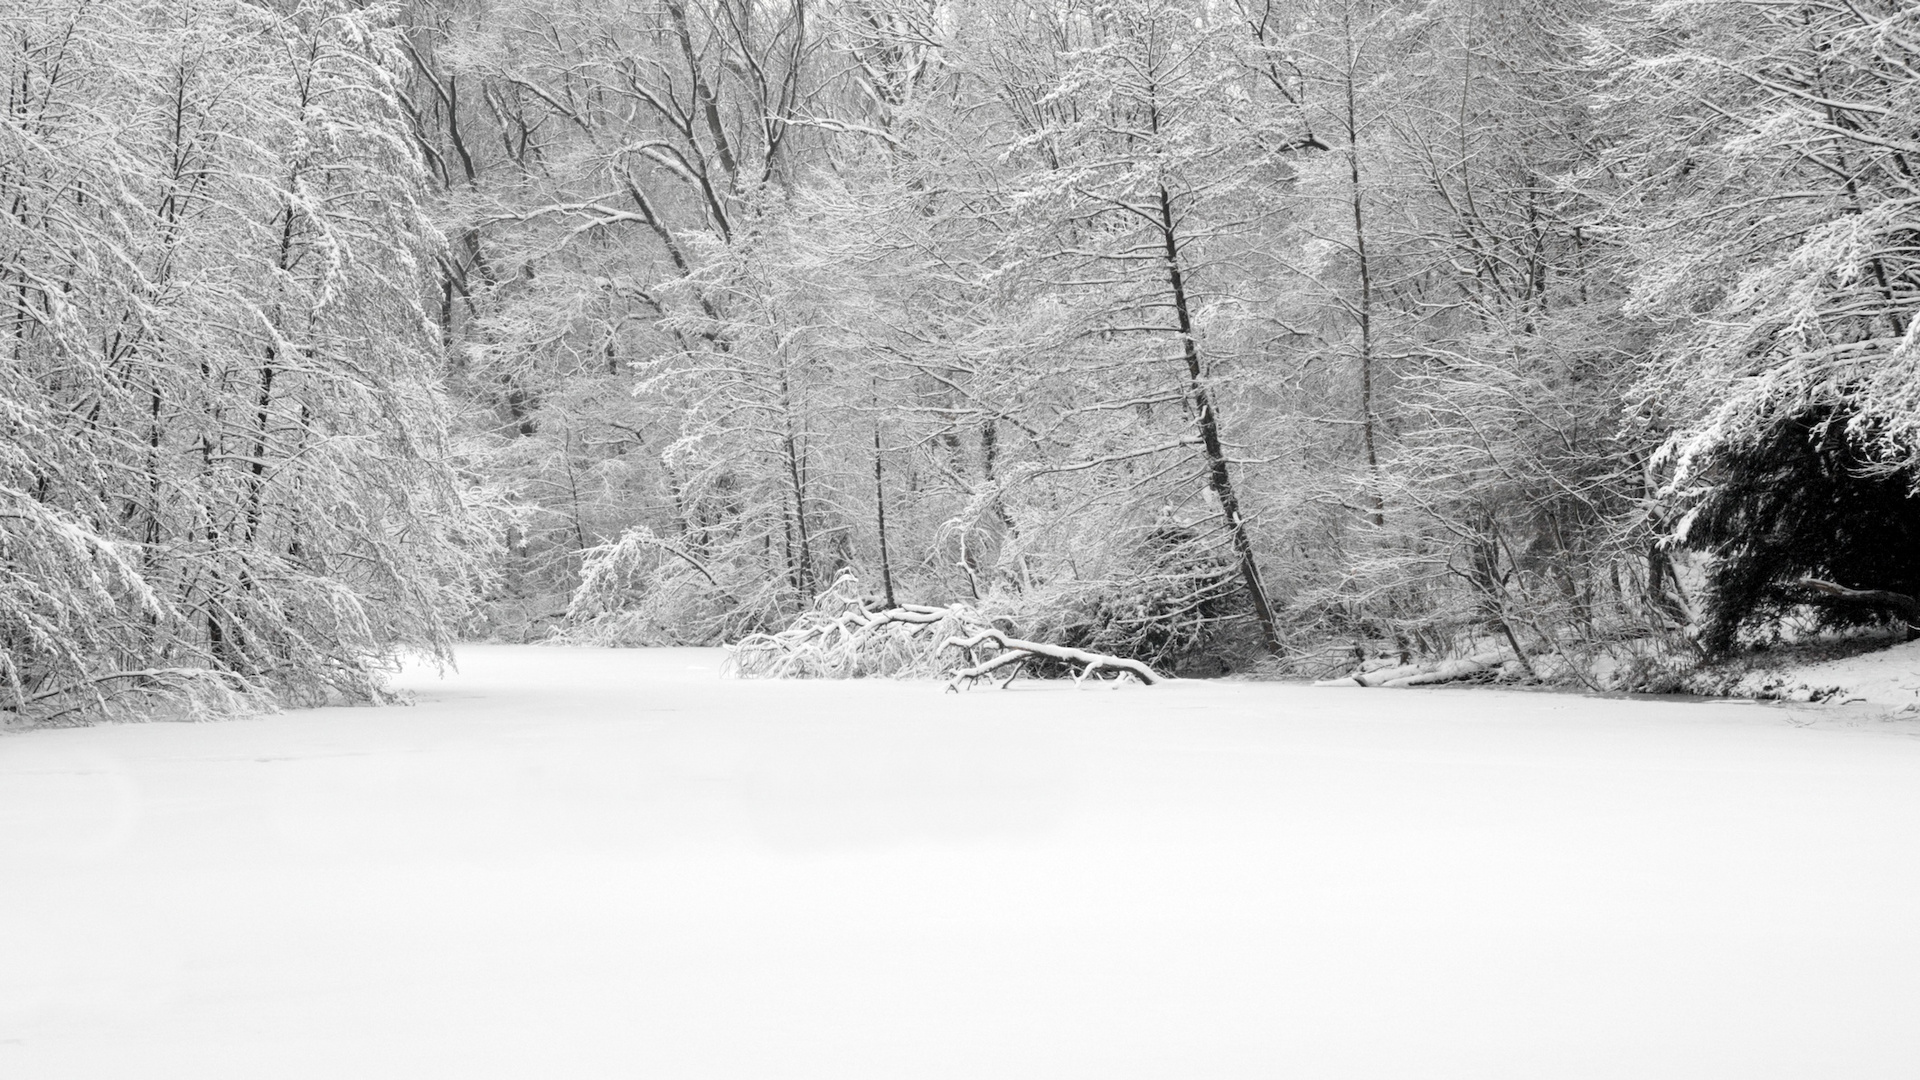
[
  {"left": 0, "top": 0, "right": 482, "bottom": 722},
  {"left": 724, "top": 574, "right": 1166, "bottom": 689}
]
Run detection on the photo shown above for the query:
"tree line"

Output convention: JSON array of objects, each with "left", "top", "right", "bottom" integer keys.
[{"left": 5, "top": 0, "right": 1917, "bottom": 717}]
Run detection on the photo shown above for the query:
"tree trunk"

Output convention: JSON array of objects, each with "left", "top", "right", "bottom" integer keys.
[
  {"left": 872, "top": 423, "right": 896, "bottom": 609},
  {"left": 1787, "top": 578, "right": 1920, "bottom": 638},
  {"left": 1157, "top": 186, "right": 1281, "bottom": 654},
  {"left": 1340, "top": 17, "right": 1385, "bottom": 528},
  {"left": 778, "top": 349, "right": 814, "bottom": 600}
]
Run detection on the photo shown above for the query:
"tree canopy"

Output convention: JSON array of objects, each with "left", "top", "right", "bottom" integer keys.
[{"left": 7, "top": 0, "right": 1919, "bottom": 716}]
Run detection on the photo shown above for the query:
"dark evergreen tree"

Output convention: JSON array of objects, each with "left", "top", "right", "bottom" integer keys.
[{"left": 1680, "top": 404, "right": 1920, "bottom": 654}]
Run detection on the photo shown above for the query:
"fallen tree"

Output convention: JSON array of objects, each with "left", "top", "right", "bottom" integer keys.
[
  {"left": 1312, "top": 649, "right": 1512, "bottom": 688},
  {"left": 1781, "top": 578, "right": 1920, "bottom": 639},
  {"left": 942, "top": 628, "right": 1164, "bottom": 691},
  {"left": 724, "top": 574, "right": 1168, "bottom": 688}
]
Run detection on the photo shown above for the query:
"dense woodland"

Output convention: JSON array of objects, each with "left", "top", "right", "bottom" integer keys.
[{"left": 4, "top": 0, "right": 1919, "bottom": 718}]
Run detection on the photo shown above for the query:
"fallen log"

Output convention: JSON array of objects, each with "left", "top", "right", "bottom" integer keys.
[
  {"left": 942, "top": 628, "right": 1165, "bottom": 691},
  {"left": 1784, "top": 578, "right": 1920, "bottom": 631},
  {"left": 1313, "top": 650, "right": 1510, "bottom": 688},
  {"left": 1380, "top": 657, "right": 1491, "bottom": 687}
]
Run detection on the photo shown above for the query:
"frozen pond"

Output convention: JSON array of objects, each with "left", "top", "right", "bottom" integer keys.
[{"left": 5, "top": 645, "right": 1920, "bottom": 1078}]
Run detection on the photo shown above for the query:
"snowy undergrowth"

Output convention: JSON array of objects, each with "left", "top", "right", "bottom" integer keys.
[{"left": 1260, "top": 624, "right": 1920, "bottom": 718}]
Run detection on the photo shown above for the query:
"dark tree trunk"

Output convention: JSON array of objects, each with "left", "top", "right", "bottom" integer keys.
[
  {"left": 1157, "top": 186, "right": 1281, "bottom": 654},
  {"left": 873, "top": 424, "right": 896, "bottom": 609},
  {"left": 1786, "top": 579, "right": 1920, "bottom": 639}
]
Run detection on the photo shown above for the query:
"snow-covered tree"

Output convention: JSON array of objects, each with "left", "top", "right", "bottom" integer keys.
[
  {"left": 883, "top": 0, "right": 1316, "bottom": 659},
  {"left": 1606, "top": 0, "right": 1920, "bottom": 650},
  {"left": 1, "top": 0, "right": 481, "bottom": 720}
]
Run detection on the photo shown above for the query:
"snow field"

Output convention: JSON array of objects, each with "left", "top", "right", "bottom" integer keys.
[{"left": 4, "top": 645, "right": 1920, "bottom": 1079}]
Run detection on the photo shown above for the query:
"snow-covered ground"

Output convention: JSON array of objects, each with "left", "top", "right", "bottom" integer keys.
[
  {"left": 6, "top": 646, "right": 1920, "bottom": 1079},
  {"left": 1730, "top": 636, "right": 1920, "bottom": 709}
]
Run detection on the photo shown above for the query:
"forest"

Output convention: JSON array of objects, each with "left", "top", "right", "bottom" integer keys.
[{"left": 4, "top": 0, "right": 1919, "bottom": 719}]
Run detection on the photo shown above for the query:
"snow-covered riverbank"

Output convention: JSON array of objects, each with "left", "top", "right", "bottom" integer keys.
[{"left": 6, "top": 645, "right": 1920, "bottom": 1079}]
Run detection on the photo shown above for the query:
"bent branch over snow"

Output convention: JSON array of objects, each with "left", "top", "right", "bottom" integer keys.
[
  {"left": 941, "top": 629, "right": 1164, "bottom": 692},
  {"left": 1784, "top": 579, "right": 1920, "bottom": 635},
  {"left": 725, "top": 573, "right": 1168, "bottom": 689}
]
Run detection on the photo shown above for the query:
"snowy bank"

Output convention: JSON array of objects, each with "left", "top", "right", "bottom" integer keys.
[{"left": 1714, "top": 637, "right": 1920, "bottom": 709}]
